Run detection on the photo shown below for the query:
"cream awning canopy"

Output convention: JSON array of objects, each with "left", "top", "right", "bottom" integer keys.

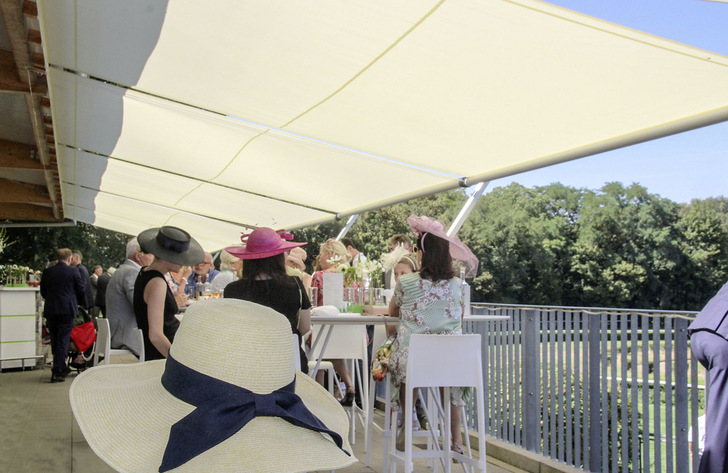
[{"left": 37, "top": 0, "right": 728, "bottom": 251}]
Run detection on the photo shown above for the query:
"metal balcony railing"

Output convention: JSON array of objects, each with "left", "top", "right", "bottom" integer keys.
[{"left": 463, "top": 302, "right": 702, "bottom": 473}]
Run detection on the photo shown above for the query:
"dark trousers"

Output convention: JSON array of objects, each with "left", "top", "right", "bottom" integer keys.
[
  {"left": 46, "top": 317, "right": 73, "bottom": 376},
  {"left": 691, "top": 331, "right": 728, "bottom": 473}
]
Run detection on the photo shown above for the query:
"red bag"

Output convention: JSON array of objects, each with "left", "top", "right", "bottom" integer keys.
[{"left": 71, "top": 321, "right": 96, "bottom": 353}]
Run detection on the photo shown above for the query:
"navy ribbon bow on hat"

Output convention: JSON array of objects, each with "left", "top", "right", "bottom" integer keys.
[{"left": 159, "top": 355, "right": 348, "bottom": 472}]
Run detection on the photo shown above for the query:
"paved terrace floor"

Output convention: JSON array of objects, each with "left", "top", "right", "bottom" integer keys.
[{"left": 0, "top": 355, "right": 524, "bottom": 473}]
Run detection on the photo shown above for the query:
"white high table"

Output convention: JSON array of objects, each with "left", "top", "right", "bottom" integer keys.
[{"left": 308, "top": 314, "right": 510, "bottom": 378}]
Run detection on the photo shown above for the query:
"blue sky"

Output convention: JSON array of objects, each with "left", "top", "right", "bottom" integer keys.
[{"left": 489, "top": 0, "right": 728, "bottom": 204}]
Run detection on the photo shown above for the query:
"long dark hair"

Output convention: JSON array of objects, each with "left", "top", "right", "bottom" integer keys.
[
  {"left": 418, "top": 233, "right": 455, "bottom": 281},
  {"left": 241, "top": 253, "right": 288, "bottom": 283}
]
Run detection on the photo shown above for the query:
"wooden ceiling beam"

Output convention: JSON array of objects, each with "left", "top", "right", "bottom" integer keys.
[
  {"left": 22, "top": 0, "right": 38, "bottom": 17},
  {"left": 0, "top": 178, "right": 52, "bottom": 205},
  {"left": 0, "top": 51, "right": 47, "bottom": 94},
  {"left": 0, "top": 139, "right": 41, "bottom": 168},
  {"left": 0, "top": 203, "right": 57, "bottom": 221},
  {"left": 0, "top": 0, "right": 60, "bottom": 220}
]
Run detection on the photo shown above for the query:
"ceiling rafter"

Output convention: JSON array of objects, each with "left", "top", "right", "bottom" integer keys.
[{"left": 0, "top": 0, "right": 61, "bottom": 220}]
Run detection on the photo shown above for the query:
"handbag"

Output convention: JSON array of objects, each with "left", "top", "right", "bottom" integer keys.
[
  {"left": 70, "top": 321, "right": 96, "bottom": 353},
  {"left": 371, "top": 335, "right": 396, "bottom": 382}
]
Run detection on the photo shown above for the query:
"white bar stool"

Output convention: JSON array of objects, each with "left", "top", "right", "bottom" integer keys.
[
  {"left": 388, "top": 334, "right": 487, "bottom": 473},
  {"left": 308, "top": 324, "right": 369, "bottom": 445}
]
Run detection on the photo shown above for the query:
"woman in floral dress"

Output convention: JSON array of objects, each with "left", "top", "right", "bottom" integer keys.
[{"left": 388, "top": 215, "right": 478, "bottom": 453}]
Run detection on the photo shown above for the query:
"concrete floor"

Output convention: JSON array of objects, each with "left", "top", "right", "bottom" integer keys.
[{"left": 0, "top": 355, "right": 523, "bottom": 473}]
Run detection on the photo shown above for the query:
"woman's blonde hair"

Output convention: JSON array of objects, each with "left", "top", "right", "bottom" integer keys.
[
  {"left": 219, "top": 249, "right": 241, "bottom": 272},
  {"left": 319, "top": 239, "right": 351, "bottom": 267}
]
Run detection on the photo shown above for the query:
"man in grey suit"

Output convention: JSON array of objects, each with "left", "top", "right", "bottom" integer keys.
[
  {"left": 105, "top": 237, "right": 153, "bottom": 357},
  {"left": 40, "top": 248, "right": 86, "bottom": 382},
  {"left": 689, "top": 282, "right": 728, "bottom": 473}
]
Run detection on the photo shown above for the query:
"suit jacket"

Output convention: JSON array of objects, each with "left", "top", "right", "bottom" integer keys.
[
  {"left": 95, "top": 272, "right": 111, "bottom": 308},
  {"left": 40, "top": 261, "right": 86, "bottom": 320},
  {"left": 105, "top": 259, "right": 142, "bottom": 356},
  {"left": 185, "top": 269, "right": 220, "bottom": 292},
  {"left": 76, "top": 263, "right": 95, "bottom": 309},
  {"left": 688, "top": 281, "right": 728, "bottom": 342}
]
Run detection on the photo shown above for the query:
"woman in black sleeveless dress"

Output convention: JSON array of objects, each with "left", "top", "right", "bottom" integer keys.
[{"left": 133, "top": 226, "right": 204, "bottom": 360}]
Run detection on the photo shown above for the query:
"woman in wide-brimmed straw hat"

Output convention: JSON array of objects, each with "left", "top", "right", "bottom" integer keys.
[
  {"left": 388, "top": 215, "right": 478, "bottom": 453},
  {"left": 71, "top": 298, "right": 356, "bottom": 472},
  {"left": 224, "top": 227, "right": 312, "bottom": 373},
  {"left": 134, "top": 226, "right": 204, "bottom": 360}
]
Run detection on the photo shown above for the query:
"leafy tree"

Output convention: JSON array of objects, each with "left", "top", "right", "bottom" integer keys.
[
  {"left": 570, "top": 182, "right": 682, "bottom": 309},
  {"left": 674, "top": 198, "right": 728, "bottom": 309},
  {"left": 0, "top": 222, "right": 129, "bottom": 271}
]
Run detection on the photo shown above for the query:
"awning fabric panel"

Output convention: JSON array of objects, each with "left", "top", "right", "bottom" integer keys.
[{"left": 38, "top": 0, "right": 728, "bottom": 249}]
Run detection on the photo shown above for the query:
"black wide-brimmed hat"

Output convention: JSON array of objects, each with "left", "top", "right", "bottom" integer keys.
[{"left": 137, "top": 226, "right": 205, "bottom": 266}]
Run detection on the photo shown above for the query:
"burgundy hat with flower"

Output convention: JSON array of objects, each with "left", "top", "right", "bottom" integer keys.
[{"left": 225, "top": 228, "right": 306, "bottom": 260}]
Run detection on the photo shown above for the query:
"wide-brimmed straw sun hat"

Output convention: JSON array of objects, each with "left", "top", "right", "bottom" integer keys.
[
  {"left": 137, "top": 226, "right": 205, "bottom": 267},
  {"left": 407, "top": 215, "right": 478, "bottom": 277},
  {"left": 70, "top": 299, "right": 355, "bottom": 473},
  {"left": 226, "top": 228, "right": 306, "bottom": 260}
]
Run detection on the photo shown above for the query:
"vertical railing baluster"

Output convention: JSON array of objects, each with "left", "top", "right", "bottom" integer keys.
[
  {"left": 523, "top": 309, "right": 540, "bottom": 452},
  {"left": 642, "top": 315, "right": 651, "bottom": 472},
  {"left": 508, "top": 312, "right": 514, "bottom": 443},
  {"left": 515, "top": 309, "right": 522, "bottom": 447},
  {"left": 610, "top": 313, "right": 617, "bottom": 473},
  {"left": 674, "top": 318, "right": 688, "bottom": 473},
  {"left": 601, "top": 313, "right": 609, "bottom": 473},
  {"left": 589, "top": 312, "right": 601, "bottom": 472},
  {"left": 653, "top": 317, "right": 662, "bottom": 473},
  {"left": 550, "top": 310, "right": 557, "bottom": 459},
  {"left": 566, "top": 310, "right": 574, "bottom": 466},
  {"left": 543, "top": 311, "right": 550, "bottom": 455},
  {"left": 557, "top": 310, "right": 565, "bottom": 462},
  {"left": 575, "top": 311, "right": 582, "bottom": 468},
  {"left": 631, "top": 314, "right": 639, "bottom": 472},
  {"left": 665, "top": 317, "right": 674, "bottom": 472},
  {"left": 620, "top": 313, "right": 628, "bottom": 472},
  {"left": 689, "top": 342, "right": 701, "bottom": 473}
]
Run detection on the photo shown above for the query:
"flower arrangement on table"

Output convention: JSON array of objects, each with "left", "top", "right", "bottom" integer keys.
[
  {"left": 0, "top": 264, "right": 33, "bottom": 287},
  {"left": 328, "top": 256, "right": 384, "bottom": 306}
]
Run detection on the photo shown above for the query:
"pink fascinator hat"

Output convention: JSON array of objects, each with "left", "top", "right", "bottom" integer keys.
[
  {"left": 406, "top": 215, "right": 478, "bottom": 277},
  {"left": 226, "top": 228, "right": 306, "bottom": 260}
]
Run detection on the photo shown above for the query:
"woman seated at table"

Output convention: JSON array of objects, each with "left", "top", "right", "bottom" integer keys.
[
  {"left": 134, "top": 226, "right": 204, "bottom": 360},
  {"left": 210, "top": 249, "right": 242, "bottom": 294},
  {"left": 310, "top": 239, "right": 359, "bottom": 406},
  {"left": 388, "top": 215, "right": 478, "bottom": 453},
  {"left": 285, "top": 246, "right": 312, "bottom": 294},
  {"left": 223, "top": 227, "right": 311, "bottom": 373}
]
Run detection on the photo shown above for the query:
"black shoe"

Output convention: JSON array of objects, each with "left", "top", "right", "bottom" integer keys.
[
  {"left": 50, "top": 375, "right": 65, "bottom": 383},
  {"left": 340, "top": 391, "right": 355, "bottom": 407},
  {"left": 61, "top": 367, "right": 72, "bottom": 378}
]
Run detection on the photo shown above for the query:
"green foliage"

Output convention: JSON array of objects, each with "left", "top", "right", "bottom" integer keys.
[
  {"left": 2, "top": 185, "right": 727, "bottom": 311},
  {"left": 0, "top": 222, "right": 129, "bottom": 271}
]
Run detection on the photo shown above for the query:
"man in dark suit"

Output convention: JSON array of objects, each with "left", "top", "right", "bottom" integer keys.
[
  {"left": 689, "top": 281, "right": 728, "bottom": 473},
  {"left": 95, "top": 268, "right": 112, "bottom": 317},
  {"left": 71, "top": 250, "right": 95, "bottom": 310},
  {"left": 40, "top": 248, "right": 87, "bottom": 383}
]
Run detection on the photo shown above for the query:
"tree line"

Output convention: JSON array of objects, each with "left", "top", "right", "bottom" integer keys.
[{"left": 2, "top": 182, "right": 726, "bottom": 311}]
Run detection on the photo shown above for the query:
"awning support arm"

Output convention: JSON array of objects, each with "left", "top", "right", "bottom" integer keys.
[{"left": 447, "top": 181, "right": 488, "bottom": 237}]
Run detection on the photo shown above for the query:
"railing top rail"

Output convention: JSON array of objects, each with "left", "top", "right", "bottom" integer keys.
[{"left": 470, "top": 301, "right": 697, "bottom": 320}]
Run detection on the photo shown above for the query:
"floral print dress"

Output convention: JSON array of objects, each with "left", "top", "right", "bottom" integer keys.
[{"left": 389, "top": 272, "right": 468, "bottom": 406}]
